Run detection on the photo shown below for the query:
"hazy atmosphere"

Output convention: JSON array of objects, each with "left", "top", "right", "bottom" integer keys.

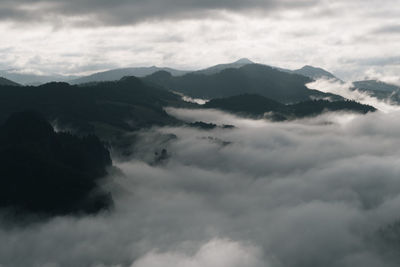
[
  {"left": 0, "top": 0, "right": 399, "bottom": 82},
  {"left": 1, "top": 1, "right": 400, "bottom": 267}
]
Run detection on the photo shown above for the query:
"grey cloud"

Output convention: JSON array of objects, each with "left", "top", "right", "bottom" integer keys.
[
  {"left": 0, "top": 0, "right": 320, "bottom": 26},
  {"left": 373, "top": 24, "right": 400, "bottom": 34},
  {"left": 341, "top": 56, "right": 400, "bottom": 67}
]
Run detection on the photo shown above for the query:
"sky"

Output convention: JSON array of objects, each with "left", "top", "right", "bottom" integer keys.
[{"left": 1, "top": 0, "right": 400, "bottom": 81}]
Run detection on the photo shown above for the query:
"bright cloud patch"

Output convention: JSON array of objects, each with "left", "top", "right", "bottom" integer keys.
[{"left": 131, "top": 239, "right": 265, "bottom": 267}]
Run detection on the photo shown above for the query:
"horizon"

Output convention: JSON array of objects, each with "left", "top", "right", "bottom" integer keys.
[
  {"left": 1, "top": 0, "right": 399, "bottom": 83},
  {"left": 1, "top": 57, "right": 398, "bottom": 86}
]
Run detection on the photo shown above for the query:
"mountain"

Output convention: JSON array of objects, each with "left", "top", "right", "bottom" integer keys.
[
  {"left": 204, "top": 94, "right": 287, "bottom": 115},
  {"left": 0, "top": 77, "right": 19, "bottom": 86},
  {"left": 0, "top": 77, "right": 189, "bottom": 140},
  {"left": 69, "top": 66, "right": 189, "bottom": 85},
  {"left": 353, "top": 80, "right": 400, "bottom": 92},
  {"left": 353, "top": 80, "right": 400, "bottom": 104},
  {"left": 0, "top": 111, "right": 112, "bottom": 217},
  {"left": 144, "top": 64, "right": 343, "bottom": 104},
  {"left": 204, "top": 94, "right": 376, "bottom": 120},
  {"left": 0, "top": 70, "right": 78, "bottom": 86},
  {"left": 195, "top": 58, "right": 254, "bottom": 75},
  {"left": 70, "top": 59, "right": 255, "bottom": 85},
  {"left": 293, "top": 65, "right": 338, "bottom": 80}
]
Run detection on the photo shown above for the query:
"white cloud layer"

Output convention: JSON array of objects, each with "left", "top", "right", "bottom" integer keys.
[
  {"left": 306, "top": 78, "right": 400, "bottom": 113},
  {"left": 3, "top": 104, "right": 400, "bottom": 266}
]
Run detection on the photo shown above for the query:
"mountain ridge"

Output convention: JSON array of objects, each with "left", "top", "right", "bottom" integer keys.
[
  {"left": 69, "top": 66, "right": 190, "bottom": 85},
  {"left": 144, "top": 63, "right": 344, "bottom": 103},
  {"left": 204, "top": 94, "right": 376, "bottom": 120},
  {"left": 0, "top": 76, "right": 20, "bottom": 86},
  {"left": 292, "top": 65, "right": 338, "bottom": 80}
]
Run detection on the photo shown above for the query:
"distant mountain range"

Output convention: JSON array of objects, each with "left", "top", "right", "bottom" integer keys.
[
  {"left": 2, "top": 58, "right": 398, "bottom": 106},
  {"left": 69, "top": 66, "right": 190, "bottom": 85},
  {"left": 70, "top": 59, "right": 343, "bottom": 85},
  {"left": 8, "top": 59, "right": 395, "bottom": 92},
  {"left": 0, "top": 59, "right": 341, "bottom": 86},
  {"left": 69, "top": 58, "right": 254, "bottom": 85}
]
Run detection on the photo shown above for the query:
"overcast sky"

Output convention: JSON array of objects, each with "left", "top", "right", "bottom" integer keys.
[{"left": 1, "top": 0, "right": 399, "bottom": 81}]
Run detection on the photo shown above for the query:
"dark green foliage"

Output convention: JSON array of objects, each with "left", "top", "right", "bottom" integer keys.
[
  {"left": 144, "top": 64, "right": 343, "bottom": 103},
  {"left": 203, "top": 94, "right": 376, "bottom": 120},
  {"left": 0, "top": 111, "right": 112, "bottom": 216}
]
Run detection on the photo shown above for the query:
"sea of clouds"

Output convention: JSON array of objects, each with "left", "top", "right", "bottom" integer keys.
[{"left": 2, "top": 82, "right": 400, "bottom": 267}]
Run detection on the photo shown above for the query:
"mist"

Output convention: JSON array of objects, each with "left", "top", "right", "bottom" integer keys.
[
  {"left": 2, "top": 100, "right": 400, "bottom": 267},
  {"left": 306, "top": 78, "right": 400, "bottom": 113}
]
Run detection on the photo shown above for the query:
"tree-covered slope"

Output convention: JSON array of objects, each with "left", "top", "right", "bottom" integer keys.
[
  {"left": 0, "top": 76, "right": 187, "bottom": 136},
  {"left": 0, "top": 111, "right": 113, "bottom": 216},
  {"left": 204, "top": 94, "right": 376, "bottom": 120}
]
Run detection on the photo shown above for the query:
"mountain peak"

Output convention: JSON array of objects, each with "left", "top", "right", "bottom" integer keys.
[
  {"left": 294, "top": 65, "right": 337, "bottom": 80},
  {"left": 234, "top": 58, "right": 253, "bottom": 64}
]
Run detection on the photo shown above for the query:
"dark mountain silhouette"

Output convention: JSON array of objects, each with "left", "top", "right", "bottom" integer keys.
[
  {"left": 0, "top": 77, "right": 19, "bottom": 86},
  {"left": 293, "top": 65, "right": 338, "bottom": 80},
  {"left": 204, "top": 94, "right": 286, "bottom": 114},
  {"left": 70, "top": 66, "right": 189, "bottom": 85},
  {"left": 0, "top": 77, "right": 187, "bottom": 138},
  {"left": 144, "top": 64, "right": 343, "bottom": 103},
  {"left": 0, "top": 111, "right": 112, "bottom": 217},
  {"left": 204, "top": 94, "right": 376, "bottom": 120}
]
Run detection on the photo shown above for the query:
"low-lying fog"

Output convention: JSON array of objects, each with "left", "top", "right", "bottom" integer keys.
[{"left": 2, "top": 83, "right": 400, "bottom": 267}]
